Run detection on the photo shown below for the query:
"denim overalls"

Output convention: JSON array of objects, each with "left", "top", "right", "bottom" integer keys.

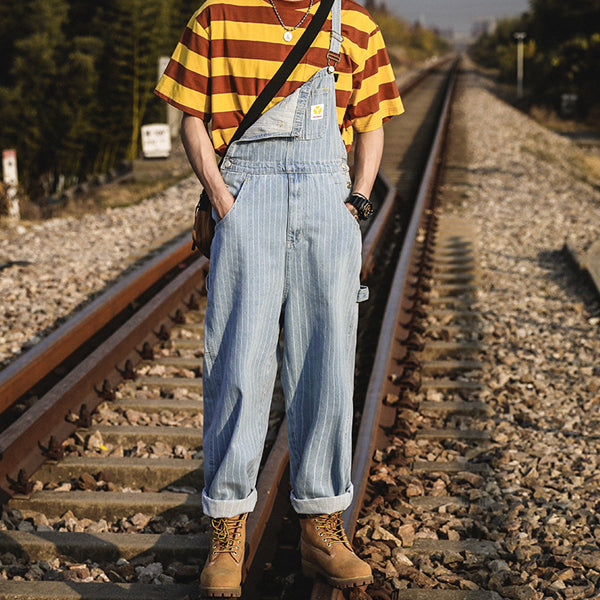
[{"left": 202, "top": 0, "right": 368, "bottom": 518}]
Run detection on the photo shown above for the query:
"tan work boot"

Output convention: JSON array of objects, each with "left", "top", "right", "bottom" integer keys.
[
  {"left": 200, "top": 513, "right": 247, "bottom": 598},
  {"left": 300, "top": 511, "right": 373, "bottom": 588}
]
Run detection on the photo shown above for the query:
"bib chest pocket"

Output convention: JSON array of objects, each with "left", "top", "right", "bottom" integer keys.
[{"left": 302, "top": 86, "right": 329, "bottom": 140}]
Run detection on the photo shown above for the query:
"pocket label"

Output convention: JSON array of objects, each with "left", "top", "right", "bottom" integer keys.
[{"left": 311, "top": 104, "right": 324, "bottom": 120}]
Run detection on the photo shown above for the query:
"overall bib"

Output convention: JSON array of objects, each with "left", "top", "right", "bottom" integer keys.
[{"left": 202, "top": 1, "right": 368, "bottom": 517}]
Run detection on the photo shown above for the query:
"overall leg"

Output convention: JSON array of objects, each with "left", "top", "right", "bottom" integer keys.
[
  {"left": 281, "top": 169, "right": 362, "bottom": 514},
  {"left": 202, "top": 170, "right": 288, "bottom": 518},
  {"left": 282, "top": 169, "right": 372, "bottom": 589}
]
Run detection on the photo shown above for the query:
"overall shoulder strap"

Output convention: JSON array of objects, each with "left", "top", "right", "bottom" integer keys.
[
  {"left": 328, "top": 0, "right": 343, "bottom": 66},
  {"left": 230, "top": 0, "right": 336, "bottom": 146}
]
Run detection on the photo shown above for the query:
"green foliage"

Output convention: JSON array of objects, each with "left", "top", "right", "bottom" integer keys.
[
  {"left": 0, "top": 0, "right": 70, "bottom": 194},
  {"left": 469, "top": 1, "right": 600, "bottom": 116},
  {"left": 0, "top": 0, "right": 199, "bottom": 198},
  {"left": 371, "top": 7, "right": 449, "bottom": 62},
  {"left": 530, "top": 0, "right": 600, "bottom": 51},
  {"left": 469, "top": 15, "right": 531, "bottom": 73}
]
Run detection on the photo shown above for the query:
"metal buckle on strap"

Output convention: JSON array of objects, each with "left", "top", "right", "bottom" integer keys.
[
  {"left": 330, "top": 31, "right": 344, "bottom": 44},
  {"left": 326, "top": 50, "right": 341, "bottom": 73}
]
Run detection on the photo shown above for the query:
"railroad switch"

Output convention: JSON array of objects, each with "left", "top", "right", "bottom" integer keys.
[
  {"left": 421, "top": 245, "right": 435, "bottom": 260},
  {"left": 119, "top": 359, "right": 137, "bottom": 380},
  {"left": 408, "top": 307, "right": 428, "bottom": 322},
  {"left": 7, "top": 469, "right": 34, "bottom": 496},
  {"left": 171, "top": 308, "right": 186, "bottom": 325},
  {"left": 410, "top": 281, "right": 432, "bottom": 299},
  {"left": 187, "top": 294, "right": 200, "bottom": 311},
  {"left": 413, "top": 263, "right": 433, "bottom": 278},
  {"left": 395, "top": 370, "right": 422, "bottom": 394},
  {"left": 405, "top": 332, "right": 425, "bottom": 352},
  {"left": 403, "top": 354, "right": 422, "bottom": 372},
  {"left": 393, "top": 414, "right": 417, "bottom": 438},
  {"left": 39, "top": 435, "right": 65, "bottom": 461}
]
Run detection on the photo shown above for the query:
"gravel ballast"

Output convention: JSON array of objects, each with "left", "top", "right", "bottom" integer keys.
[
  {"left": 0, "top": 175, "right": 201, "bottom": 368},
  {"left": 357, "top": 64, "right": 600, "bottom": 599}
]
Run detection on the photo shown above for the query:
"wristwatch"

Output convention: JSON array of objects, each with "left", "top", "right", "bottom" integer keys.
[{"left": 347, "top": 192, "right": 374, "bottom": 220}]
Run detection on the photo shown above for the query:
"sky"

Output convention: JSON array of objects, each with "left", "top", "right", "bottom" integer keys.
[{"left": 384, "top": 0, "right": 530, "bottom": 36}]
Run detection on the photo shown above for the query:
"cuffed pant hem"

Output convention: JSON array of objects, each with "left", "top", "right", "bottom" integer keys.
[
  {"left": 202, "top": 488, "right": 258, "bottom": 518},
  {"left": 290, "top": 484, "right": 353, "bottom": 515}
]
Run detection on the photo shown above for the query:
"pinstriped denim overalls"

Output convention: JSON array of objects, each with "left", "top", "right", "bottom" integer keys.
[{"left": 202, "top": 0, "right": 368, "bottom": 518}]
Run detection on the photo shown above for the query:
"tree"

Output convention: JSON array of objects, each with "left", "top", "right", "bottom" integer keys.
[
  {"left": 470, "top": 1, "right": 600, "bottom": 117},
  {"left": 0, "top": 0, "right": 69, "bottom": 193},
  {"left": 530, "top": 0, "right": 600, "bottom": 50},
  {"left": 0, "top": 0, "right": 204, "bottom": 199},
  {"left": 0, "top": 2, "right": 35, "bottom": 85}
]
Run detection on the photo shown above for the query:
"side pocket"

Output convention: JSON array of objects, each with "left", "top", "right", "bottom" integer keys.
[{"left": 214, "top": 171, "right": 250, "bottom": 228}]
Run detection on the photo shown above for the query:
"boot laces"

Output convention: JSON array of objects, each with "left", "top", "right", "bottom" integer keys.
[
  {"left": 313, "top": 511, "right": 350, "bottom": 547},
  {"left": 210, "top": 515, "right": 244, "bottom": 556}
]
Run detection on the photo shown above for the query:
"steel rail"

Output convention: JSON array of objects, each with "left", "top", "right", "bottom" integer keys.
[
  {"left": 0, "top": 54, "right": 451, "bottom": 419},
  {"left": 0, "top": 256, "right": 209, "bottom": 502},
  {"left": 310, "top": 59, "right": 459, "bottom": 600},
  {"left": 0, "top": 155, "right": 397, "bottom": 503},
  {"left": 0, "top": 234, "right": 196, "bottom": 414}
]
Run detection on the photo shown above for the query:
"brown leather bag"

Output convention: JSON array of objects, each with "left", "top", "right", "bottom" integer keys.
[{"left": 191, "top": 190, "right": 214, "bottom": 257}]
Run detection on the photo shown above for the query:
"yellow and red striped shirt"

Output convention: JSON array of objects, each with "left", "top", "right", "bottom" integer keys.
[{"left": 155, "top": 0, "right": 404, "bottom": 153}]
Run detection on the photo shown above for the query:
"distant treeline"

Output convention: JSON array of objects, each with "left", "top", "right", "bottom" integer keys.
[
  {"left": 0, "top": 0, "right": 448, "bottom": 201},
  {"left": 469, "top": 0, "right": 600, "bottom": 118},
  {"left": 365, "top": 0, "right": 450, "bottom": 65},
  {"left": 0, "top": 0, "right": 199, "bottom": 199}
]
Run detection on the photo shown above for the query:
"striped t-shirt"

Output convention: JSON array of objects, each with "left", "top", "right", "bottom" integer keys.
[{"left": 155, "top": 0, "right": 404, "bottom": 153}]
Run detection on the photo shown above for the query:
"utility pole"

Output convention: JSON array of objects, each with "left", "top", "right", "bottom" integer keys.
[{"left": 514, "top": 32, "right": 526, "bottom": 98}]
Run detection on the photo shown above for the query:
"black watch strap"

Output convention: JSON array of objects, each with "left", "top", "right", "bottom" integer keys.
[{"left": 348, "top": 192, "right": 374, "bottom": 220}]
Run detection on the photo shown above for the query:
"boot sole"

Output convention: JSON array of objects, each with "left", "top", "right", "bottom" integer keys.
[
  {"left": 199, "top": 585, "right": 242, "bottom": 598},
  {"left": 301, "top": 559, "right": 373, "bottom": 589}
]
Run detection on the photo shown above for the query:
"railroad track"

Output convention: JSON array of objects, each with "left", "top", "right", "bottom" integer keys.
[
  {"left": 309, "top": 59, "right": 505, "bottom": 600},
  {"left": 0, "top": 57, "right": 459, "bottom": 600}
]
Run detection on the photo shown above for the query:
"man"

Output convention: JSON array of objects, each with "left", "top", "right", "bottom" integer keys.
[{"left": 156, "top": 0, "right": 403, "bottom": 596}]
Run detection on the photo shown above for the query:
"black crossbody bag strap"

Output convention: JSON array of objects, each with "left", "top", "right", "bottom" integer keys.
[{"left": 197, "top": 0, "right": 335, "bottom": 214}]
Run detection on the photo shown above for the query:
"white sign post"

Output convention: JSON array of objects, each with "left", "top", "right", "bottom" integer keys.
[
  {"left": 514, "top": 32, "right": 526, "bottom": 98},
  {"left": 2, "top": 149, "right": 19, "bottom": 221}
]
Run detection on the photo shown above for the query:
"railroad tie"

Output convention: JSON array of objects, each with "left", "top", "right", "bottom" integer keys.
[
  {"left": 0, "top": 529, "right": 208, "bottom": 563},
  {"left": 9, "top": 489, "right": 204, "bottom": 521},
  {"left": 0, "top": 581, "right": 196, "bottom": 600},
  {"left": 391, "top": 216, "right": 502, "bottom": 597},
  {"left": 33, "top": 456, "right": 205, "bottom": 490}
]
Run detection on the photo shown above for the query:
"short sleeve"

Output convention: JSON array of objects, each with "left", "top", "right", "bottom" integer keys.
[
  {"left": 154, "top": 10, "right": 211, "bottom": 121},
  {"left": 346, "top": 26, "right": 404, "bottom": 132}
]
